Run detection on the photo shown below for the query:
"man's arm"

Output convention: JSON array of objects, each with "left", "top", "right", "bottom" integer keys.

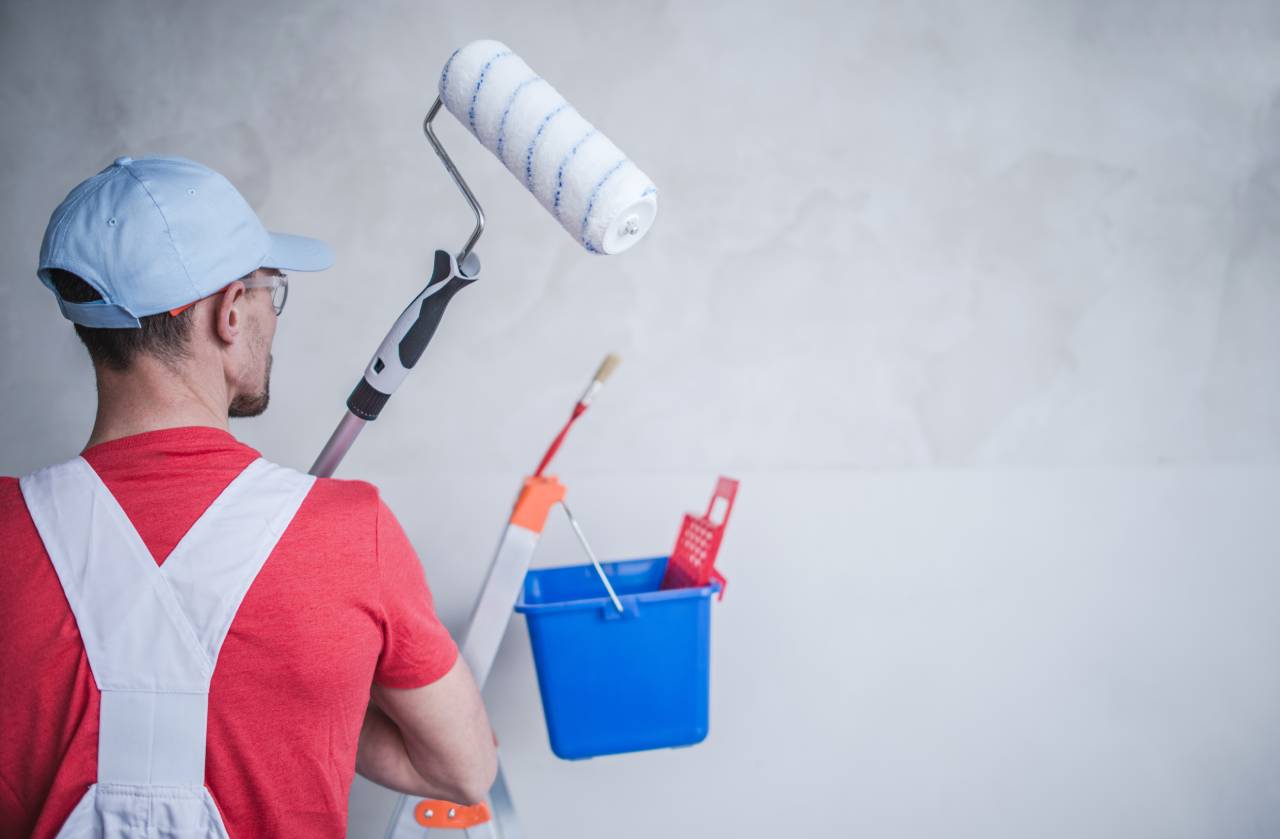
[
  {"left": 361, "top": 489, "right": 496, "bottom": 803},
  {"left": 356, "top": 656, "right": 497, "bottom": 804}
]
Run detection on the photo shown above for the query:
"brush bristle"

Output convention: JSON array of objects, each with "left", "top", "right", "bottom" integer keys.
[{"left": 593, "top": 353, "right": 621, "bottom": 384}]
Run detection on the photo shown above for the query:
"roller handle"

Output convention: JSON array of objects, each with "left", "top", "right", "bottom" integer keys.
[{"left": 347, "top": 249, "right": 478, "bottom": 421}]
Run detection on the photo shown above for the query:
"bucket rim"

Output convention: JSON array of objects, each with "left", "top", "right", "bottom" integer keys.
[{"left": 515, "top": 555, "right": 721, "bottom": 614}]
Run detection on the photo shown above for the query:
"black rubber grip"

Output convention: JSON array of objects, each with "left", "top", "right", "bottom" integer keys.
[
  {"left": 397, "top": 251, "right": 477, "bottom": 370},
  {"left": 347, "top": 378, "right": 391, "bottom": 421}
]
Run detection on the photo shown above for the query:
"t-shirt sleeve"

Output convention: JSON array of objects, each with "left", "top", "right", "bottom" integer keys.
[{"left": 373, "top": 493, "right": 459, "bottom": 688}]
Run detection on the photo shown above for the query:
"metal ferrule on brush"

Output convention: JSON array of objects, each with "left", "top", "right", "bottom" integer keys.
[{"left": 578, "top": 353, "right": 621, "bottom": 407}]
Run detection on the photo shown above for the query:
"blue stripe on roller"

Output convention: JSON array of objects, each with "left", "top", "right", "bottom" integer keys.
[
  {"left": 438, "top": 48, "right": 462, "bottom": 110},
  {"left": 467, "top": 50, "right": 513, "bottom": 131},
  {"left": 496, "top": 76, "right": 542, "bottom": 164},
  {"left": 524, "top": 104, "right": 570, "bottom": 189},
  {"left": 579, "top": 158, "right": 630, "bottom": 250},
  {"left": 553, "top": 129, "right": 597, "bottom": 216}
]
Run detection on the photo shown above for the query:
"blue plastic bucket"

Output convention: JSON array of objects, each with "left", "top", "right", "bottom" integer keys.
[{"left": 514, "top": 555, "right": 719, "bottom": 760}]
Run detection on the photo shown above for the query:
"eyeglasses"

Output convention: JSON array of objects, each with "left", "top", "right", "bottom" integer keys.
[
  {"left": 168, "top": 271, "right": 289, "bottom": 318},
  {"left": 243, "top": 272, "right": 289, "bottom": 316}
]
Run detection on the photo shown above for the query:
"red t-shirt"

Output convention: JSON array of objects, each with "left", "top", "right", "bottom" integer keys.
[{"left": 0, "top": 426, "right": 459, "bottom": 837}]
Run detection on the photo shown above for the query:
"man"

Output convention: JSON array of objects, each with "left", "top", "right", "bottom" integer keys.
[{"left": 0, "top": 155, "right": 496, "bottom": 837}]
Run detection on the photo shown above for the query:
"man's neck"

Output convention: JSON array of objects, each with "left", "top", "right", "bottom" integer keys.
[{"left": 85, "top": 356, "right": 230, "bottom": 451}]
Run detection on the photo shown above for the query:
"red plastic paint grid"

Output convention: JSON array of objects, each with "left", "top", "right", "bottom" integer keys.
[{"left": 660, "top": 477, "right": 738, "bottom": 599}]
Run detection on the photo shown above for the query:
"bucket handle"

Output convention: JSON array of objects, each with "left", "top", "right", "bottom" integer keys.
[
  {"left": 560, "top": 502, "right": 625, "bottom": 613},
  {"left": 602, "top": 597, "right": 641, "bottom": 620}
]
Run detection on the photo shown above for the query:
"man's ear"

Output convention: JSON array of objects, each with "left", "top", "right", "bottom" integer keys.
[{"left": 214, "top": 281, "right": 248, "bottom": 346}]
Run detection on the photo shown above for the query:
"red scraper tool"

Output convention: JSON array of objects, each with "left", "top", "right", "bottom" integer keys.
[{"left": 660, "top": 477, "right": 738, "bottom": 599}]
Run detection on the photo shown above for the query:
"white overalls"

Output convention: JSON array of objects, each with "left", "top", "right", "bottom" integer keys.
[{"left": 19, "top": 455, "right": 315, "bottom": 838}]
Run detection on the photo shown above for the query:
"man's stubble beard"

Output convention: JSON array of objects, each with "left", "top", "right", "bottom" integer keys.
[{"left": 228, "top": 353, "right": 271, "bottom": 418}]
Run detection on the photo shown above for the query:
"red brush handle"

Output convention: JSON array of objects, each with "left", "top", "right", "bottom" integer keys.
[{"left": 534, "top": 402, "right": 587, "bottom": 477}]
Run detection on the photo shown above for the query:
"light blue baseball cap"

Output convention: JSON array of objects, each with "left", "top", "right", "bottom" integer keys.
[{"left": 37, "top": 155, "right": 334, "bottom": 328}]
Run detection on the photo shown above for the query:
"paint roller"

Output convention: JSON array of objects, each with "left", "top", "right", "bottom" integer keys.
[
  {"left": 438, "top": 40, "right": 658, "bottom": 255},
  {"left": 311, "top": 39, "right": 658, "bottom": 477}
]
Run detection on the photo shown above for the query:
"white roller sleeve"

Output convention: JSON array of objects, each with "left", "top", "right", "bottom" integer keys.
[{"left": 439, "top": 39, "right": 658, "bottom": 255}]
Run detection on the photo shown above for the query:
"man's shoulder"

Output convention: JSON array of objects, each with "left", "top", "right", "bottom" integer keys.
[
  {"left": 253, "top": 458, "right": 378, "bottom": 499},
  {"left": 305, "top": 472, "right": 380, "bottom": 503},
  {"left": 230, "top": 465, "right": 393, "bottom": 566},
  {"left": 277, "top": 465, "right": 388, "bottom": 526}
]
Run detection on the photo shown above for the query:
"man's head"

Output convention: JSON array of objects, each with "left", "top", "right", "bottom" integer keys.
[
  {"left": 36, "top": 155, "right": 332, "bottom": 418},
  {"left": 47, "top": 265, "right": 284, "bottom": 417}
]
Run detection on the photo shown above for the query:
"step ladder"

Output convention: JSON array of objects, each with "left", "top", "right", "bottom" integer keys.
[{"left": 384, "top": 475, "right": 570, "bottom": 838}]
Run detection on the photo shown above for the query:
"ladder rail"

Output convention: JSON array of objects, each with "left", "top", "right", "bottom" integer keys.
[{"left": 385, "top": 477, "right": 565, "bottom": 838}]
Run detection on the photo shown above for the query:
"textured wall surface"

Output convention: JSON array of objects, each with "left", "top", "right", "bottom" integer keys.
[{"left": 3, "top": 1, "right": 1279, "bottom": 837}]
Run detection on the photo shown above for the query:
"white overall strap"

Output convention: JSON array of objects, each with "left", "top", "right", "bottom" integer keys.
[
  {"left": 160, "top": 458, "right": 316, "bottom": 667},
  {"left": 20, "top": 457, "right": 214, "bottom": 694},
  {"left": 19, "top": 456, "right": 314, "bottom": 789}
]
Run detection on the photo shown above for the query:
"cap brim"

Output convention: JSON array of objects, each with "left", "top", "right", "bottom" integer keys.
[{"left": 264, "top": 232, "right": 334, "bottom": 272}]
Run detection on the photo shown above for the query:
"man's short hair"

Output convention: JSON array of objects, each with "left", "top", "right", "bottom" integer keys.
[{"left": 47, "top": 269, "right": 195, "bottom": 371}]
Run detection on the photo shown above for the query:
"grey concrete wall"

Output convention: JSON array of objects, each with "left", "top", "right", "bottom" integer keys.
[{"left": 3, "top": 1, "right": 1279, "bottom": 837}]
